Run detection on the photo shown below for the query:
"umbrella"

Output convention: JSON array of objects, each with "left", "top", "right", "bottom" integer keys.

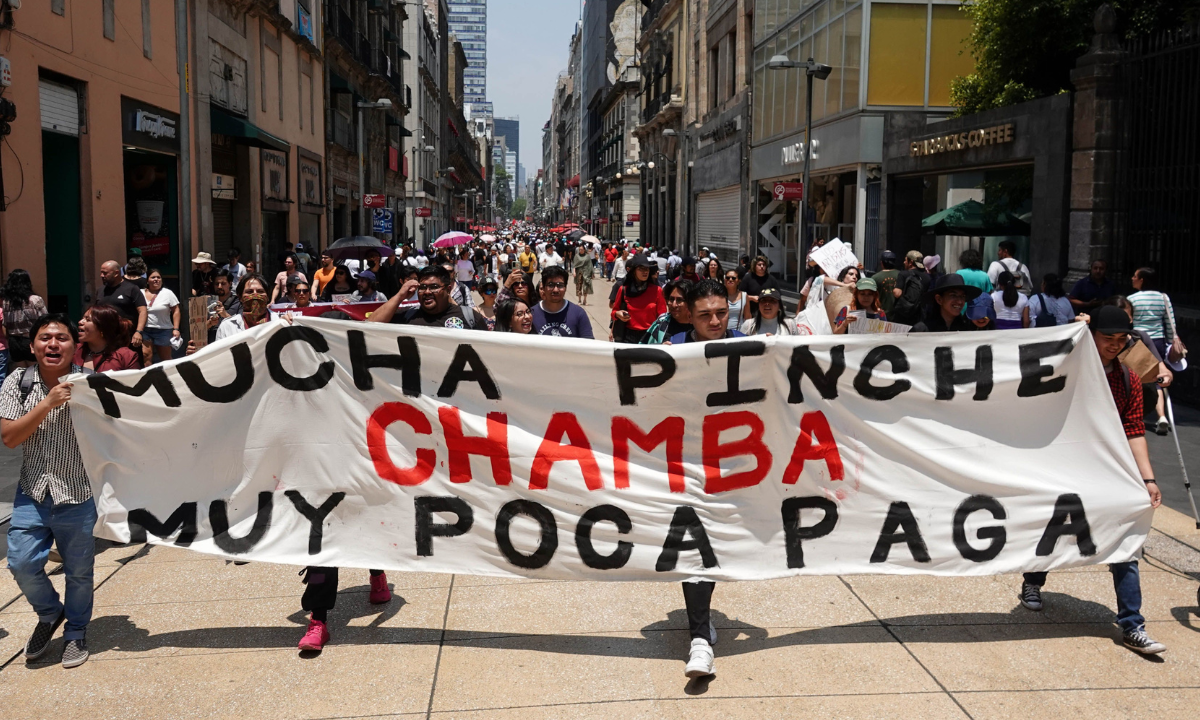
[
  {"left": 479, "top": 234, "right": 496, "bottom": 243},
  {"left": 580, "top": 234, "right": 600, "bottom": 245},
  {"left": 565, "top": 229, "right": 585, "bottom": 241},
  {"left": 433, "top": 231, "right": 473, "bottom": 249},
  {"left": 325, "top": 235, "right": 395, "bottom": 261},
  {"left": 921, "top": 199, "right": 1031, "bottom": 236}
]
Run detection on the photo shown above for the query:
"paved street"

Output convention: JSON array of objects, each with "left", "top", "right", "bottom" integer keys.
[{"left": 0, "top": 278, "right": 1198, "bottom": 719}]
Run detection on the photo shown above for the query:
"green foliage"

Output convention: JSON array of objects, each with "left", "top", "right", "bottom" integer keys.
[
  {"left": 951, "top": 0, "right": 1200, "bottom": 117},
  {"left": 510, "top": 198, "right": 527, "bottom": 219}
]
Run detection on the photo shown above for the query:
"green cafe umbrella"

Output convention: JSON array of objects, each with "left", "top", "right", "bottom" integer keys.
[{"left": 921, "top": 199, "right": 1031, "bottom": 237}]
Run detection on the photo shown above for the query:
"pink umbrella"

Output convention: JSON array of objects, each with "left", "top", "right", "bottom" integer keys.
[
  {"left": 432, "top": 231, "right": 472, "bottom": 249},
  {"left": 479, "top": 234, "right": 497, "bottom": 243}
]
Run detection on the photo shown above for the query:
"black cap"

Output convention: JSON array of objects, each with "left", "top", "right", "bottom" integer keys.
[
  {"left": 880, "top": 250, "right": 898, "bottom": 262},
  {"left": 1091, "top": 305, "right": 1133, "bottom": 334}
]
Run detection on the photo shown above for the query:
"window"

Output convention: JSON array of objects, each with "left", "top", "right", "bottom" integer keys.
[
  {"left": 928, "top": 4, "right": 974, "bottom": 106},
  {"left": 867, "top": 3, "right": 928, "bottom": 106}
]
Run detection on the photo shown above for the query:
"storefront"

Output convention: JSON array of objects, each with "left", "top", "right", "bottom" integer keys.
[
  {"left": 879, "top": 95, "right": 1071, "bottom": 280},
  {"left": 749, "top": 114, "right": 881, "bottom": 288},
  {"left": 121, "top": 97, "right": 181, "bottom": 292},
  {"left": 298, "top": 148, "right": 324, "bottom": 250},
  {"left": 260, "top": 146, "right": 290, "bottom": 266}
]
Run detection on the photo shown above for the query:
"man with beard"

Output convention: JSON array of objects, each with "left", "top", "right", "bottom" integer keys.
[{"left": 370, "top": 265, "right": 488, "bottom": 330}]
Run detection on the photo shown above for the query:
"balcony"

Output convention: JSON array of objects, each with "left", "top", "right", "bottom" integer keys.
[
  {"left": 642, "top": 0, "right": 667, "bottom": 31},
  {"left": 328, "top": 3, "right": 355, "bottom": 51},
  {"left": 357, "top": 35, "right": 375, "bottom": 72}
]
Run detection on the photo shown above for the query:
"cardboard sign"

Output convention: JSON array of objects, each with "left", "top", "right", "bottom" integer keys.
[
  {"left": 810, "top": 238, "right": 858, "bottom": 278},
  {"left": 189, "top": 296, "right": 211, "bottom": 349}
]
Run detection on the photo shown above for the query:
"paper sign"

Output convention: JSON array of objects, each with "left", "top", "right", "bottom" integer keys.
[{"left": 810, "top": 238, "right": 858, "bottom": 278}]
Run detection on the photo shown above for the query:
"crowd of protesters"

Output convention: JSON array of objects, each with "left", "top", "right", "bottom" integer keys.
[{"left": 0, "top": 223, "right": 1186, "bottom": 672}]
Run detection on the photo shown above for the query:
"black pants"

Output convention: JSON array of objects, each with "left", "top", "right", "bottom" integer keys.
[
  {"left": 683, "top": 581, "right": 715, "bottom": 640},
  {"left": 301, "top": 567, "right": 384, "bottom": 616}
]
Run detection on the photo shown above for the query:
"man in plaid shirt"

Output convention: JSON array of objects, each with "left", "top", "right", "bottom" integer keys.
[{"left": 1018, "top": 306, "right": 1165, "bottom": 654}]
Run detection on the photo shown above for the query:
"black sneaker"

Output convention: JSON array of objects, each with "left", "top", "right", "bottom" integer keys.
[
  {"left": 1123, "top": 628, "right": 1166, "bottom": 655},
  {"left": 1019, "top": 582, "right": 1043, "bottom": 611},
  {"left": 24, "top": 612, "right": 65, "bottom": 660}
]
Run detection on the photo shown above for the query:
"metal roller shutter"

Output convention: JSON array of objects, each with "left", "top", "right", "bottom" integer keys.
[
  {"left": 695, "top": 185, "right": 741, "bottom": 259},
  {"left": 211, "top": 199, "right": 234, "bottom": 262},
  {"left": 39, "top": 80, "right": 80, "bottom": 136}
]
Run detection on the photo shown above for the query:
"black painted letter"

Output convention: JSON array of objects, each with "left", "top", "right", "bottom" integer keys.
[
  {"left": 437, "top": 344, "right": 501, "bottom": 399},
  {"left": 853, "top": 346, "right": 911, "bottom": 401},
  {"left": 284, "top": 491, "right": 347, "bottom": 555},
  {"left": 88, "top": 368, "right": 182, "bottom": 418},
  {"left": 495, "top": 499, "right": 558, "bottom": 569},
  {"left": 613, "top": 347, "right": 676, "bottom": 406},
  {"left": 705, "top": 340, "right": 767, "bottom": 407},
  {"left": 656, "top": 506, "right": 719, "bottom": 571},
  {"left": 1018, "top": 339, "right": 1074, "bottom": 398},
  {"left": 414, "top": 496, "right": 474, "bottom": 556},
  {"left": 787, "top": 346, "right": 845, "bottom": 403},
  {"left": 575, "top": 504, "right": 634, "bottom": 570},
  {"left": 176, "top": 343, "right": 255, "bottom": 403},
  {"left": 869, "top": 502, "right": 930, "bottom": 563},
  {"left": 781, "top": 496, "right": 839, "bottom": 568},
  {"left": 209, "top": 492, "right": 274, "bottom": 555},
  {"left": 952, "top": 495, "right": 1007, "bottom": 562},
  {"left": 934, "top": 346, "right": 993, "bottom": 401},
  {"left": 348, "top": 331, "right": 421, "bottom": 395},
  {"left": 128, "top": 503, "right": 198, "bottom": 546},
  {"left": 1035, "top": 493, "right": 1096, "bottom": 557},
  {"left": 266, "top": 326, "right": 335, "bottom": 391}
]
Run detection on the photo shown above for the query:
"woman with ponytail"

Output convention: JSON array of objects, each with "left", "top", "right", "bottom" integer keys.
[{"left": 990, "top": 271, "right": 1030, "bottom": 329}]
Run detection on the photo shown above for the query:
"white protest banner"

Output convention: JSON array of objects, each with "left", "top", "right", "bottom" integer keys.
[
  {"left": 67, "top": 320, "right": 1151, "bottom": 582},
  {"left": 848, "top": 317, "right": 912, "bottom": 335},
  {"left": 809, "top": 238, "right": 858, "bottom": 278}
]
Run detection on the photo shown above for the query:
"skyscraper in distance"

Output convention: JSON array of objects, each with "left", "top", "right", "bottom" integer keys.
[{"left": 447, "top": 0, "right": 487, "bottom": 104}]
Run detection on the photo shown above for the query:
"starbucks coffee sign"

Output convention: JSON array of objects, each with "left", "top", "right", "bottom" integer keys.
[{"left": 909, "top": 123, "right": 1014, "bottom": 158}]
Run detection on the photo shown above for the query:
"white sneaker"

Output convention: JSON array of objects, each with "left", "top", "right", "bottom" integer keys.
[{"left": 684, "top": 638, "right": 715, "bottom": 678}]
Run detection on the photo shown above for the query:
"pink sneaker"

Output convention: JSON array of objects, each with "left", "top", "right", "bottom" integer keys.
[
  {"left": 298, "top": 619, "right": 329, "bottom": 651},
  {"left": 369, "top": 572, "right": 392, "bottom": 604}
]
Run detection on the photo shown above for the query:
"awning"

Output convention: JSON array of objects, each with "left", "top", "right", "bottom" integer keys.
[
  {"left": 567, "top": 174, "right": 580, "bottom": 188},
  {"left": 210, "top": 107, "right": 290, "bottom": 151},
  {"left": 386, "top": 117, "right": 413, "bottom": 137}
]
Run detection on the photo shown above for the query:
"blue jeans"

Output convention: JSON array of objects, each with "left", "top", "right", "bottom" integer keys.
[
  {"left": 1024, "top": 561, "right": 1144, "bottom": 633},
  {"left": 8, "top": 486, "right": 97, "bottom": 640},
  {"left": 605, "top": 261, "right": 614, "bottom": 278}
]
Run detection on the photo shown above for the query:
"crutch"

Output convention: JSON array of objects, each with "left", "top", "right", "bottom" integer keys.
[{"left": 1163, "top": 388, "right": 1200, "bottom": 529}]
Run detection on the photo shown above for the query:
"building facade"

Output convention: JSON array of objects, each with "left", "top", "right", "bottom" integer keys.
[
  {"left": 447, "top": 0, "right": 487, "bottom": 104},
  {"left": 635, "top": 0, "right": 688, "bottom": 249}
]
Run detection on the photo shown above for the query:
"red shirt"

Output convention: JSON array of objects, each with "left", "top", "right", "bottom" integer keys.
[
  {"left": 73, "top": 344, "right": 142, "bottom": 372},
  {"left": 1106, "top": 363, "right": 1144, "bottom": 438},
  {"left": 612, "top": 285, "right": 667, "bottom": 332},
  {"left": 604, "top": 248, "right": 617, "bottom": 262}
]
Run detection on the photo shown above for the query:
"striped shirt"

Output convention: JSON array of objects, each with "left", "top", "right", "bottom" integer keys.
[
  {"left": 1129, "top": 290, "right": 1176, "bottom": 343},
  {"left": 0, "top": 365, "right": 91, "bottom": 505}
]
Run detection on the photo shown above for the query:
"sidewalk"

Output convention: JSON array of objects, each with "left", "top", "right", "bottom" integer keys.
[{"left": 0, "top": 283, "right": 1197, "bottom": 718}]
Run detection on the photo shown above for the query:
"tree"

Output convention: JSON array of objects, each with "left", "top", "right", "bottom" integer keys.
[
  {"left": 951, "top": 0, "right": 1200, "bottom": 116},
  {"left": 510, "top": 198, "right": 527, "bottom": 219},
  {"left": 493, "top": 166, "right": 513, "bottom": 215}
]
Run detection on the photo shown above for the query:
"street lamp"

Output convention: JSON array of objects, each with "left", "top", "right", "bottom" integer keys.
[
  {"left": 357, "top": 98, "right": 392, "bottom": 236},
  {"left": 768, "top": 55, "right": 830, "bottom": 292}
]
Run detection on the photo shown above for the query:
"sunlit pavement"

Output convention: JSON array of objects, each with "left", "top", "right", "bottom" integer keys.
[{"left": 0, "top": 281, "right": 1197, "bottom": 719}]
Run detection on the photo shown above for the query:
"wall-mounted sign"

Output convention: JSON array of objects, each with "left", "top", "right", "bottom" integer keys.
[
  {"left": 261, "top": 148, "right": 289, "bottom": 207},
  {"left": 909, "top": 123, "right": 1015, "bottom": 158},
  {"left": 372, "top": 208, "right": 394, "bottom": 234},
  {"left": 298, "top": 151, "right": 322, "bottom": 211},
  {"left": 773, "top": 182, "right": 803, "bottom": 201},
  {"left": 627, "top": 213, "right": 640, "bottom": 222},
  {"left": 363, "top": 194, "right": 386, "bottom": 208},
  {"left": 781, "top": 139, "right": 819, "bottom": 166},
  {"left": 212, "top": 173, "right": 236, "bottom": 200},
  {"left": 414, "top": 207, "right": 432, "bottom": 218},
  {"left": 334, "top": 184, "right": 348, "bottom": 198},
  {"left": 120, "top": 96, "right": 181, "bottom": 154}
]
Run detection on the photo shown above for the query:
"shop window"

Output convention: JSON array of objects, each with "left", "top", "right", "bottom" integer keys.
[
  {"left": 842, "top": 7, "right": 862, "bottom": 111},
  {"left": 867, "top": 3, "right": 927, "bottom": 106},
  {"left": 929, "top": 4, "right": 974, "bottom": 107}
]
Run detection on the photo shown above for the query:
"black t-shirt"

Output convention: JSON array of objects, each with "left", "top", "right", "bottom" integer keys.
[
  {"left": 392, "top": 304, "right": 488, "bottom": 330},
  {"left": 97, "top": 280, "right": 148, "bottom": 322},
  {"left": 738, "top": 272, "right": 779, "bottom": 314}
]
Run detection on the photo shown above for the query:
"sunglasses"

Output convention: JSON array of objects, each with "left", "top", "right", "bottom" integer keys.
[
  {"left": 294, "top": 288, "right": 311, "bottom": 294},
  {"left": 417, "top": 284, "right": 446, "bottom": 293},
  {"left": 483, "top": 288, "right": 497, "bottom": 295},
  {"left": 544, "top": 283, "right": 567, "bottom": 289}
]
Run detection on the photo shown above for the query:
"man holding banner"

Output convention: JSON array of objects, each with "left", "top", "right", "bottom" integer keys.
[{"left": 1019, "top": 306, "right": 1166, "bottom": 655}]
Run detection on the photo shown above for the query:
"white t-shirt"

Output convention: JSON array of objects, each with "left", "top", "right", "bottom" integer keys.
[
  {"left": 991, "top": 290, "right": 1029, "bottom": 323},
  {"left": 987, "top": 257, "right": 1033, "bottom": 296},
  {"left": 1028, "top": 293, "right": 1074, "bottom": 326},
  {"left": 143, "top": 288, "right": 180, "bottom": 330},
  {"left": 223, "top": 262, "right": 247, "bottom": 288},
  {"left": 455, "top": 259, "right": 476, "bottom": 282},
  {"left": 539, "top": 252, "right": 562, "bottom": 268}
]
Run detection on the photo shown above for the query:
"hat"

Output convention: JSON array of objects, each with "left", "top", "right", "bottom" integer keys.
[
  {"left": 880, "top": 250, "right": 898, "bottom": 262},
  {"left": 759, "top": 287, "right": 782, "bottom": 302},
  {"left": 682, "top": 256, "right": 698, "bottom": 267},
  {"left": 855, "top": 277, "right": 878, "bottom": 292},
  {"left": 357, "top": 270, "right": 377, "bottom": 282},
  {"left": 128, "top": 247, "right": 143, "bottom": 257},
  {"left": 926, "top": 273, "right": 983, "bottom": 301},
  {"left": 966, "top": 294, "right": 996, "bottom": 322},
  {"left": 191, "top": 251, "right": 214, "bottom": 265},
  {"left": 627, "top": 254, "right": 653, "bottom": 269},
  {"left": 295, "top": 242, "right": 305, "bottom": 251},
  {"left": 922, "top": 254, "right": 942, "bottom": 273},
  {"left": 1091, "top": 305, "right": 1133, "bottom": 334}
]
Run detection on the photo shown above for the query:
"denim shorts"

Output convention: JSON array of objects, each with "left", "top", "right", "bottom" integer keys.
[{"left": 143, "top": 327, "right": 175, "bottom": 346}]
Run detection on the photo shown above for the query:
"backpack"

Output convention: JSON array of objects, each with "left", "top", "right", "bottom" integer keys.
[
  {"left": 1034, "top": 293, "right": 1057, "bottom": 327},
  {"left": 1000, "top": 258, "right": 1027, "bottom": 291},
  {"left": 891, "top": 271, "right": 928, "bottom": 325},
  {"left": 19, "top": 365, "right": 93, "bottom": 405}
]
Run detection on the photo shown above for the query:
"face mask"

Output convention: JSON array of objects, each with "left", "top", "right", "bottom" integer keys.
[{"left": 242, "top": 297, "right": 267, "bottom": 317}]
